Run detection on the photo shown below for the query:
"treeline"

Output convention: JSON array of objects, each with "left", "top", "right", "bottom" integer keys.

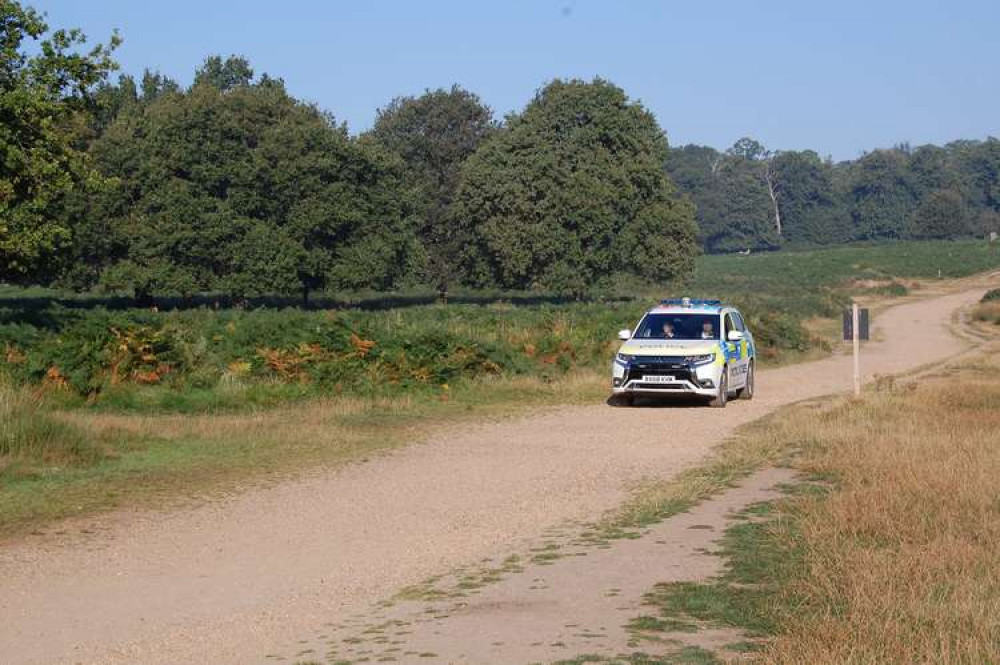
[
  {"left": 667, "top": 137, "right": 1000, "bottom": 253},
  {"left": 80, "top": 68, "right": 696, "bottom": 299},
  {"left": 3, "top": 1, "right": 999, "bottom": 303}
]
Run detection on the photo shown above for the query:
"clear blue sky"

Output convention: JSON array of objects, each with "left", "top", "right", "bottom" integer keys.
[{"left": 35, "top": 0, "right": 999, "bottom": 161}]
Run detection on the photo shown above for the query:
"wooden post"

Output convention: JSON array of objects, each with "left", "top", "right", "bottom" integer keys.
[{"left": 852, "top": 303, "right": 861, "bottom": 397}]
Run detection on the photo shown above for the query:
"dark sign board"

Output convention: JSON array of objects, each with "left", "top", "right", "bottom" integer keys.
[{"left": 843, "top": 308, "right": 870, "bottom": 341}]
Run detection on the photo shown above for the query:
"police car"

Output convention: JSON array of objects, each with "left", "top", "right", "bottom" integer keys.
[{"left": 611, "top": 298, "right": 755, "bottom": 407}]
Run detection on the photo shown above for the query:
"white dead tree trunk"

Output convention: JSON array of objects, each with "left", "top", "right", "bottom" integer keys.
[{"left": 763, "top": 160, "right": 782, "bottom": 237}]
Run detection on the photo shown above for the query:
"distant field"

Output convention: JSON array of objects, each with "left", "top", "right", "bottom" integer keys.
[{"left": 691, "top": 238, "right": 1000, "bottom": 316}]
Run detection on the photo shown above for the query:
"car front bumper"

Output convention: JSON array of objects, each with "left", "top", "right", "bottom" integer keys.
[{"left": 611, "top": 357, "right": 721, "bottom": 397}]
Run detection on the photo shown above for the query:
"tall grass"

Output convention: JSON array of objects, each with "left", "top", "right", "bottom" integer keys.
[{"left": 0, "top": 381, "right": 111, "bottom": 473}]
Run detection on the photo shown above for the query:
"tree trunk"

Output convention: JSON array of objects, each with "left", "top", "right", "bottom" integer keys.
[{"left": 764, "top": 165, "right": 782, "bottom": 237}]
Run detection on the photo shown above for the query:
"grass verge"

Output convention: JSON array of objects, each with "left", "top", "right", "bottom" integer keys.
[
  {"left": 625, "top": 349, "right": 1000, "bottom": 663},
  {"left": 0, "top": 370, "right": 606, "bottom": 539}
]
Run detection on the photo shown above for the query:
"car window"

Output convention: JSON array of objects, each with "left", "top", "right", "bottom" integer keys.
[
  {"left": 732, "top": 312, "right": 746, "bottom": 331},
  {"left": 634, "top": 313, "right": 720, "bottom": 340},
  {"left": 724, "top": 313, "right": 736, "bottom": 337}
]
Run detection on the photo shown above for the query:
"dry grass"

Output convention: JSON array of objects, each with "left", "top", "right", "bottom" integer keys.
[
  {"left": 619, "top": 345, "right": 1000, "bottom": 664},
  {"left": 60, "top": 370, "right": 608, "bottom": 469},
  {"left": 759, "top": 353, "right": 1000, "bottom": 664},
  {"left": 972, "top": 300, "right": 1000, "bottom": 325}
]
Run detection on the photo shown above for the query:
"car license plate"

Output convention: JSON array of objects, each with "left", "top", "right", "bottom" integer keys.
[{"left": 642, "top": 375, "right": 675, "bottom": 383}]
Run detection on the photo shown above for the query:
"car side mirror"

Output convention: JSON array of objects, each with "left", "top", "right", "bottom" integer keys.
[
  {"left": 727, "top": 330, "right": 745, "bottom": 342},
  {"left": 618, "top": 329, "right": 632, "bottom": 341}
]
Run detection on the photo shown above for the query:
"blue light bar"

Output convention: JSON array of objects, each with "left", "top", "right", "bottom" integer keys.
[{"left": 659, "top": 298, "right": 724, "bottom": 307}]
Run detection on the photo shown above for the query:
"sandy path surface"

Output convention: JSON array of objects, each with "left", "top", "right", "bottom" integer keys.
[
  {"left": 0, "top": 283, "right": 992, "bottom": 665},
  {"left": 284, "top": 467, "right": 799, "bottom": 664}
]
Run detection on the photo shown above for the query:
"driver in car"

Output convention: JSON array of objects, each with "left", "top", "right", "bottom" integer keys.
[{"left": 700, "top": 320, "right": 716, "bottom": 340}]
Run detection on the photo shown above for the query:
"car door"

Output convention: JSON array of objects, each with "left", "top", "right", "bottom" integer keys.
[
  {"left": 723, "top": 312, "right": 748, "bottom": 387},
  {"left": 733, "top": 311, "right": 753, "bottom": 360}
]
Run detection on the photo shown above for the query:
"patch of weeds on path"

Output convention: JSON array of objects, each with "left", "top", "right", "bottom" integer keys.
[
  {"left": 393, "top": 553, "right": 526, "bottom": 602},
  {"left": 579, "top": 405, "right": 808, "bottom": 548},
  {"left": 628, "top": 494, "right": 810, "bottom": 647},
  {"left": 551, "top": 645, "right": 721, "bottom": 664}
]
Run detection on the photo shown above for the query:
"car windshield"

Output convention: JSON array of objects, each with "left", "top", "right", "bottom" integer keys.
[{"left": 634, "top": 313, "right": 720, "bottom": 341}]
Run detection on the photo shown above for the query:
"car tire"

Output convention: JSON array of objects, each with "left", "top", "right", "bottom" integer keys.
[
  {"left": 737, "top": 361, "right": 754, "bottom": 400},
  {"left": 710, "top": 367, "right": 728, "bottom": 408},
  {"left": 611, "top": 393, "right": 634, "bottom": 407}
]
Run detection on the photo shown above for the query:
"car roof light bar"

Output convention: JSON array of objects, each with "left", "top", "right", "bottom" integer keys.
[{"left": 659, "top": 298, "right": 723, "bottom": 308}]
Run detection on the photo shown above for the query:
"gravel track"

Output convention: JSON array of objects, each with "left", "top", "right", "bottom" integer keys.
[{"left": 0, "top": 283, "right": 991, "bottom": 665}]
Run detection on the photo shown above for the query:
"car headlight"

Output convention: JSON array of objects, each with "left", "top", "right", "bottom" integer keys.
[
  {"left": 684, "top": 353, "right": 715, "bottom": 365},
  {"left": 616, "top": 352, "right": 634, "bottom": 362}
]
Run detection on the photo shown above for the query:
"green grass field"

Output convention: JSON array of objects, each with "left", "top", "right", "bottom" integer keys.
[{"left": 691, "top": 238, "right": 1000, "bottom": 313}]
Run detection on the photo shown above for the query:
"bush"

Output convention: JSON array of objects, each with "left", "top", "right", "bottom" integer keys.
[{"left": 0, "top": 303, "right": 636, "bottom": 405}]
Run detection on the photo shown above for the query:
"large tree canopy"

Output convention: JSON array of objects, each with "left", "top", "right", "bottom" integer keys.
[
  {"left": 0, "top": 0, "right": 119, "bottom": 282},
  {"left": 85, "top": 60, "right": 418, "bottom": 301},
  {"left": 452, "top": 78, "right": 698, "bottom": 292},
  {"left": 366, "top": 86, "right": 495, "bottom": 291}
]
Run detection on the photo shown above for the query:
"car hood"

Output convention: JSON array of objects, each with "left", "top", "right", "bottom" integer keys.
[{"left": 619, "top": 339, "right": 718, "bottom": 356}]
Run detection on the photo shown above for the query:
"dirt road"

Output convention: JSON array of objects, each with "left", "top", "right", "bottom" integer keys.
[{"left": 0, "top": 283, "right": 992, "bottom": 665}]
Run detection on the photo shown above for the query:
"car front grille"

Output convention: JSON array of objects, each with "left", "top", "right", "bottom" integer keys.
[{"left": 625, "top": 363, "right": 694, "bottom": 384}]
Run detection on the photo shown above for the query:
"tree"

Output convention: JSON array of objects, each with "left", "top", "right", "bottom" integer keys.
[
  {"left": 664, "top": 145, "right": 726, "bottom": 247},
  {"left": 677, "top": 138, "right": 779, "bottom": 253},
  {"left": 906, "top": 144, "right": 958, "bottom": 199},
  {"left": 952, "top": 138, "right": 1000, "bottom": 217},
  {"left": 0, "top": 0, "right": 119, "bottom": 282},
  {"left": 366, "top": 86, "right": 495, "bottom": 294},
  {"left": 452, "top": 78, "right": 697, "bottom": 292},
  {"left": 712, "top": 152, "right": 777, "bottom": 252},
  {"left": 192, "top": 55, "right": 253, "bottom": 91},
  {"left": 909, "top": 189, "right": 967, "bottom": 239},
  {"left": 772, "top": 151, "right": 852, "bottom": 244},
  {"left": 849, "top": 149, "right": 916, "bottom": 240},
  {"left": 90, "top": 65, "right": 419, "bottom": 301},
  {"left": 729, "top": 137, "right": 782, "bottom": 237}
]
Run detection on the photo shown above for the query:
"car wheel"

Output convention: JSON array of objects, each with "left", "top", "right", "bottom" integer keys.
[
  {"left": 738, "top": 361, "right": 754, "bottom": 400},
  {"left": 611, "top": 393, "right": 634, "bottom": 407},
  {"left": 710, "top": 367, "right": 728, "bottom": 408}
]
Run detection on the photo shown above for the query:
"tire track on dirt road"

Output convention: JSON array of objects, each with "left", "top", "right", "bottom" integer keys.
[{"left": 0, "top": 282, "right": 994, "bottom": 665}]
